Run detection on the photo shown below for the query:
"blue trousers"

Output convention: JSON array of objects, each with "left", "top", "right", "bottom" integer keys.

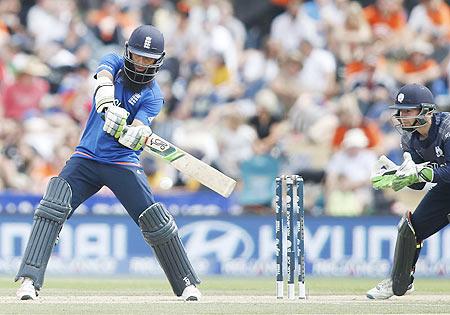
[
  {"left": 411, "top": 183, "right": 450, "bottom": 241},
  {"left": 59, "top": 157, "right": 155, "bottom": 224}
]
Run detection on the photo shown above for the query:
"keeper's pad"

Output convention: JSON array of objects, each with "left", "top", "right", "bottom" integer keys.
[
  {"left": 391, "top": 211, "right": 420, "bottom": 296},
  {"left": 139, "top": 203, "right": 200, "bottom": 296},
  {"left": 15, "top": 177, "right": 72, "bottom": 289}
]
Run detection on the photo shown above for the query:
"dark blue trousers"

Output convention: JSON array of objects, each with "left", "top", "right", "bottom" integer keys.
[
  {"left": 411, "top": 183, "right": 450, "bottom": 241},
  {"left": 59, "top": 157, "right": 155, "bottom": 224}
]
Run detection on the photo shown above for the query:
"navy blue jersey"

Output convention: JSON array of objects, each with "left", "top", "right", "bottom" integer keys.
[
  {"left": 74, "top": 53, "right": 164, "bottom": 165},
  {"left": 400, "top": 112, "right": 450, "bottom": 185}
]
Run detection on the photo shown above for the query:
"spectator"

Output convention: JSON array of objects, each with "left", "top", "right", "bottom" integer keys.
[
  {"left": 393, "top": 40, "right": 441, "bottom": 87},
  {"left": 175, "top": 63, "right": 216, "bottom": 118},
  {"left": 344, "top": 50, "right": 394, "bottom": 92},
  {"left": 57, "top": 63, "right": 94, "bottom": 124},
  {"left": 26, "top": 0, "right": 72, "bottom": 47},
  {"left": 325, "top": 128, "right": 377, "bottom": 216},
  {"left": 270, "top": 0, "right": 322, "bottom": 52},
  {"left": 59, "top": 18, "right": 93, "bottom": 66},
  {"left": 408, "top": 0, "right": 450, "bottom": 40},
  {"left": 331, "top": 2, "right": 372, "bottom": 62},
  {"left": 248, "top": 89, "right": 283, "bottom": 155},
  {"left": 363, "top": 0, "right": 406, "bottom": 40},
  {"left": 331, "top": 93, "right": 382, "bottom": 151},
  {"left": 86, "top": 0, "right": 131, "bottom": 46},
  {"left": 217, "top": 0, "right": 247, "bottom": 51},
  {"left": 0, "top": 0, "right": 23, "bottom": 46},
  {"left": 216, "top": 112, "right": 257, "bottom": 179},
  {"left": 270, "top": 51, "right": 303, "bottom": 110},
  {"left": 2, "top": 53, "right": 50, "bottom": 120},
  {"left": 236, "top": 38, "right": 281, "bottom": 99},
  {"left": 297, "top": 39, "right": 337, "bottom": 98},
  {"left": 363, "top": 0, "right": 408, "bottom": 54},
  {"left": 343, "top": 51, "right": 396, "bottom": 119},
  {"left": 164, "top": 9, "right": 197, "bottom": 62}
]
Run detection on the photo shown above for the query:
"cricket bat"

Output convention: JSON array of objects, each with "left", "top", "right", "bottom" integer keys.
[{"left": 143, "top": 132, "right": 236, "bottom": 197}]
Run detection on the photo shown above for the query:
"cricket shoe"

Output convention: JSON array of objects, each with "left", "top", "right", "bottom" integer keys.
[
  {"left": 16, "top": 277, "right": 38, "bottom": 300},
  {"left": 181, "top": 285, "right": 201, "bottom": 301},
  {"left": 366, "top": 278, "right": 414, "bottom": 300}
]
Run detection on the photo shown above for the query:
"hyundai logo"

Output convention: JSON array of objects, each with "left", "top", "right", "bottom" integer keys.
[{"left": 179, "top": 220, "right": 254, "bottom": 263}]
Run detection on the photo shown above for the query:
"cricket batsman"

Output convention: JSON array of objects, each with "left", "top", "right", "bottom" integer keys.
[
  {"left": 15, "top": 25, "right": 201, "bottom": 301},
  {"left": 367, "top": 83, "right": 450, "bottom": 299}
]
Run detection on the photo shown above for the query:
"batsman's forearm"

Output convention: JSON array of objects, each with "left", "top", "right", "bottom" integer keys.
[
  {"left": 131, "top": 119, "right": 145, "bottom": 127},
  {"left": 97, "top": 70, "right": 113, "bottom": 81}
]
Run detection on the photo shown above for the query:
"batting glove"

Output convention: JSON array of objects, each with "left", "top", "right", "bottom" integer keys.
[
  {"left": 118, "top": 125, "right": 152, "bottom": 151},
  {"left": 103, "top": 106, "right": 130, "bottom": 139},
  {"left": 370, "top": 155, "right": 399, "bottom": 190},
  {"left": 392, "top": 152, "right": 434, "bottom": 191},
  {"left": 94, "top": 76, "right": 114, "bottom": 113}
]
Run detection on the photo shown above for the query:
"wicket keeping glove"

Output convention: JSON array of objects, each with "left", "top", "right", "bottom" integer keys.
[
  {"left": 118, "top": 125, "right": 152, "bottom": 151},
  {"left": 391, "top": 152, "right": 434, "bottom": 192},
  {"left": 94, "top": 76, "right": 114, "bottom": 113},
  {"left": 371, "top": 155, "right": 399, "bottom": 190},
  {"left": 103, "top": 106, "right": 129, "bottom": 139}
]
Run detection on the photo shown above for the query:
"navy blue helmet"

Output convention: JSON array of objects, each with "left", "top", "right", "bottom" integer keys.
[
  {"left": 389, "top": 84, "right": 436, "bottom": 132},
  {"left": 123, "top": 25, "right": 165, "bottom": 85}
]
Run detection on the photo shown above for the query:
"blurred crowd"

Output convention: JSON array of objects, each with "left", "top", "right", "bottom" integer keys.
[{"left": 0, "top": 0, "right": 449, "bottom": 216}]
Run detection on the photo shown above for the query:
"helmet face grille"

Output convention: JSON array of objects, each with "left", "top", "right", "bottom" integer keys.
[
  {"left": 123, "top": 44, "right": 164, "bottom": 84},
  {"left": 391, "top": 106, "right": 435, "bottom": 133}
]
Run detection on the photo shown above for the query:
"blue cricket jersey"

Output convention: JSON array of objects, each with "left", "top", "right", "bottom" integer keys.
[
  {"left": 74, "top": 53, "right": 164, "bottom": 166},
  {"left": 401, "top": 112, "right": 450, "bottom": 186}
]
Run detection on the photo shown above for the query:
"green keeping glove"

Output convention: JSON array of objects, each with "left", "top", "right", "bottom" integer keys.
[
  {"left": 371, "top": 155, "right": 399, "bottom": 190},
  {"left": 391, "top": 152, "right": 434, "bottom": 192},
  {"left": 372, "top": 171, "right": 397, "bottom": 190}
]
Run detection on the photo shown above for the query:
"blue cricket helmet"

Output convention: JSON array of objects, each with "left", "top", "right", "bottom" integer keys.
[
  {"left": 389, "top": 84, "right": 436, "bottom": 132},
  {"left": 124, "top": 25, "right": 165, "bottom": 85},
  {"left": 390, "top": 84, "right": 435, "bottom": 110}
]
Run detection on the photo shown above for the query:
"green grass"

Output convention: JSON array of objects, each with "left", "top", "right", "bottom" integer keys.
[{"left": 1, "top": 276, "right": 450, "bottom": 314}]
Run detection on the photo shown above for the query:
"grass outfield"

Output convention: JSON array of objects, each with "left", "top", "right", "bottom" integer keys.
[{"left": 1, "top": 276, "right": 450, "bottom": 314}]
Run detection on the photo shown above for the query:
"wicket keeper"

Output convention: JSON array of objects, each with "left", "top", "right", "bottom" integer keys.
[
  {"left": 15, "top": 25, "right": 201, "bottom": 301},
  {"left": 367, "top": 83, "right": 450, "bottom": 299}
]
